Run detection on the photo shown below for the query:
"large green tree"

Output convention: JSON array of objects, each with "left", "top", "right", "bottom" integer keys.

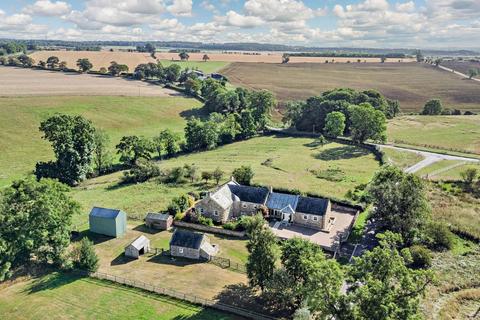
[
  {"left": 116, "top": 136, "right": 154, "bottom": 165},
  {"left": 324, "top": 111, "right": 346, "bottom": 138},
  {"left": 35, "top": 114, "right": 96, "bottom": 186},
  {"left": 349, "top": 103, "right": 387, "bottom": 143},
  {"left": 76, "top": 58, "right": 93, "bottom": 72},
  {"left": 421, "top": 99, "right": 443, "bottom": 115},
  {"left": 232, "top": 165, "right": 254, "bottom": 185},
  {"left": 47, "top": 56, "right": 59, "bottom": 69},
  {"left": 368, "top": 166, "right": 430, "bottom": 245},
  {"left": 92, "top": 129, "right": 112, "bottom": 175},
  {"left": 0, "top": 177, "right": 80, "bottom": 280},
  {"left": 246, "top": 215, "right": 279, "bottom": 291}
]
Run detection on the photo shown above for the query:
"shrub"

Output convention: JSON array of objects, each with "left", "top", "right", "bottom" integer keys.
[
  {"left": 408, "top": 245, "right": 432, "bottom": 269},
  {"left": 122, "top": 159, "right": 161, "bottom": 183},
  {"left": 165, "top": 166, "right": 186, "bottom": 184},
  {"left": 167, "top": 195, "right": 190, "bottom": 215},
  {"left": 232, "top": 165, "right": 255, "bottom": 185},
  {"left": 198, "top": 215, "right": 214, "bottom": 226},
  {"left": 421, "top": 99, "right": 443, "bottom": 115},
  {"left": 425, "top": 222, "right": 454, "bottom": 250},
  {"left": 71, "top": 238, "right": 99, "bottom": 272}
]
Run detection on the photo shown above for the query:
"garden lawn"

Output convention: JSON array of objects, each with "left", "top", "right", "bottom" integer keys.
[
  {"left": 387, "top": 115, "right": 480, "bottom": 156},
  {"left": 0, "top": 272, "right": 241, "bottom": 320},
  {"left": 160, "top": 60, "right": 230, "bottom": 74},
  {"left": 0, "top": 95, "right": 203, "bottom": 187}
]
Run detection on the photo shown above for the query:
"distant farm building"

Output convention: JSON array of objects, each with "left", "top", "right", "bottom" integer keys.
[
  {"left": 169, "top": 229, "right": 218, "bottom": 260},
  {"left": 89, "top": 207, "right": 127, "bottom": 238},
  {"left": 125, "top": 235, "right": 151, "bottom": 259},
  {"left": 145, "top": 213, "right": 173, "bottom": 230}
]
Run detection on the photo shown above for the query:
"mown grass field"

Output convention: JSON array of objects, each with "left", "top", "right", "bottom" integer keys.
[
  {"left": 382, "top": 148, "right": 424, "bottom": 170},
  {"left": 0, "top": 95, "right": 203, "bottom": 187},
  {"left": 159, "top": 60, "right": 230, "bottom": 74},
  {"left": 223, "top": 62, "right": 480, "bottom": 113},
  {"left": 387, "top": 115, "right": 480, "bottom": 156},
  {"left": 0, "top": 272, "right": 241, "bottom": 320},
  {"left": 70, "top": 135, "right": 380, "bottom": 224}
]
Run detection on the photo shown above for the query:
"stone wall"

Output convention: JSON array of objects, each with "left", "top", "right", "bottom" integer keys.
[
  {"left": 195, "top": 198, "right": 229, "bottom": 223},
  {"left": 231, "top": 201, "right": 260, "bottom": 218},
  {"left": 292, "top": 212, "right": 324, "bottom": 230},
  {"left": 173, "top": 221, "right": 246, "bottom": 238},
  {"left": 170, "top": 244, "right": 200, "bottom": 260}
]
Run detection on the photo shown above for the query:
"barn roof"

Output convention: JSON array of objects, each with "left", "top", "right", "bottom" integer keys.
[
  {"left": 128, "top": 235, "right": 150, "bottom": 250},
  {"left": 89, "top": 207, "right": 123, "bottom": 219},
  {"left": 170, "top": 229, "right": 205, "bottom": 249},
  {"left": 296, "top": 197, "right": 330, "bottom": 216},
  {"left": 266, "top": 192, "right": 299, "bottom": 212},
  {"left": 228, "top": 184, "right": 269, "bottom": 204},
  {"left": 146, "top": 213, "right": 171, "bottom": 221}
]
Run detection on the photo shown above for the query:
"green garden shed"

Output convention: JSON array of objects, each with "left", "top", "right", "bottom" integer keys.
[{"left": 89, "top": 207, "right": 127, "bottom": 238}]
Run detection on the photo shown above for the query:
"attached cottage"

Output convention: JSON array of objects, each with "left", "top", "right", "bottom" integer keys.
[
  {"left": 195, "top": 179, "right": 333, "bottom": 231},
  {"left": 125, "top": 235, "right": 151, "bottom": 259},
  {"left": 89, "top": 207, "right": 127, "bottom": 238},
  {"left": 145, "top": 213, "right": 173, "bottom": 230},
  {"left": 169, "top": 229, "right": 218, "bottom": 260}
]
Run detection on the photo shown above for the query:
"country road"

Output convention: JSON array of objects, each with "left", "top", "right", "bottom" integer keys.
[
  {"left": 376, "top": 144, "right": 480, "bottom": 173},
  {"left": 437, "top": 64, "right": 480, "bottom": 83}
]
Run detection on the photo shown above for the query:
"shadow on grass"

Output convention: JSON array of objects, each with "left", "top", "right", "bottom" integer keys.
[
  {"left": 314, "top": 145, "right": 370, "bottom": 161},
  {"left": 111, "top": 252, "right": 136, "bottom": 266},
  {"left": 304, "top": 140, "right": 332, "bottom": 148},
  {"left": 170, "top": 308, "right": 237, "bottom": 320},
  {"left": 180, "top": 106, "right": 209, "bottom": 120},
  {"left": 147, "top": 253, "right": 204, "bottom": 267},
  {"left": 72, "top": 230, "right": 113, "bottom": 245},
  {"left": 25, "top": 272, "right": 84, "bottom": 294},
  {"left": 132, "top": 223, "right": 170, "bottom": 235}
]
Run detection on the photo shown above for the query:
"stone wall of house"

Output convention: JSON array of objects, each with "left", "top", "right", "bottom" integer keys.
[
  {"left": 173, "top": 221, "right": 246, "bottom": 237},
  {"left": 195, "top": 198, "right": 229, "bottom": 223},
  {"left": 231, "top": 201, "right": 260, "bottom": 218},
  {"left": 292, "top": 212, "right": 325, "bottom": 230},
  {"left": 170, "top": 245, "right": 201, "bottom": 260}
]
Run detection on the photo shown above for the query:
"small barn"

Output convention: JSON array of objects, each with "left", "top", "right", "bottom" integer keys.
[
  {"left": 169, "top": 229, "right": 218, "bottom": 260},
  {"left": 89, "top": 207, "right": 127, "bottom": 238},
  {"left": 145, "top": 213, "right": 173, "bottom": 230},
  {"left": 125, "top": 235, "right": 151, "bottom": 259}
]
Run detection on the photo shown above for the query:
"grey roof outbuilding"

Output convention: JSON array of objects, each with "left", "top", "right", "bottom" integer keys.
[{"left": 170, "top": 229, "right": 205, "bottom": 249}]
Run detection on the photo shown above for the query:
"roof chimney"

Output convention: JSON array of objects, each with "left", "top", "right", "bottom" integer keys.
[{"left": 269, "top": 186, "right": 273, "bottom": 194}]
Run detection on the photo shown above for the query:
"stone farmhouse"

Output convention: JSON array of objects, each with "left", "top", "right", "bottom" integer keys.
[{"left": 195, "top": 178, "right": 334, "bottom": 232}]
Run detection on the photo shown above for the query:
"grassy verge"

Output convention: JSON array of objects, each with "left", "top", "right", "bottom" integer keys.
[
  {"left": 0, "top": 95, "right": 204, "bottom": 187},
  {"left": 347, "top": 208, "right": 369, "bottom": 244},
  {"left": 0, "top": 272, "right": 241, "bottom": 320},
  {"left": 382, "top": 148, "right": 424, "bottom": 169}
]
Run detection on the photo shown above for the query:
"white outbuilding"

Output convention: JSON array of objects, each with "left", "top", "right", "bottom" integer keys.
[{"left": 125, "top": 235, "right": 151, "bottom": 259}]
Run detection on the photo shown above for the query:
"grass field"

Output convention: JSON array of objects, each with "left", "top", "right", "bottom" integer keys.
[
  {"left": 223, "top": 62, "right": 480, "bottom": 113},
  {"left": 387, "top": 115, "right": 480, "bottom": 155},
  {"left": 440, "top": 60, "right": 480, "bottom": 79},
  {"left": 382, "top": 148, "right": 424, "bottom": 169},
  {"left": 159, "top": 59, "right": 230, "bottom": 74},
  {"left": 0, "top": 95, "right": 203, "bottom": 187},
  {"left": 0, "top": 272, "right": 241, "bottom": 320},
  {"left": 70, "top": 135, "right": 380, "bottom": 225}
]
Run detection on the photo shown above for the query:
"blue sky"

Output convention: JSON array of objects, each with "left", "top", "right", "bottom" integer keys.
[{"left": 0, "top": 0, "right": 479, "bottom": 49}]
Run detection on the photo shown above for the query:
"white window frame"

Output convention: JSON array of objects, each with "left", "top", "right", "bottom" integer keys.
[
  {"left": 312, "top": 216, "right": 318, "bottom": 222},
  {"left": 242, "top": 203, "right": 248, "bottom": 209},
  {"left": 179, "top": 248, "right": 184, "bottom": 254},
  {"left": 303, "top": 214, "right": 308, "bottom": 220},
  {"left": 199, "top": 208, "right": 204, "bottom": 214},
  {"left": 213, "top": 210, "right": 219, "bottom": 216}
]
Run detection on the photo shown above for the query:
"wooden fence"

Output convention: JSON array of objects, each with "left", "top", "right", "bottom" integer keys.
[{"left": 75, "top": 270, "right": 276, "bottom": 320}]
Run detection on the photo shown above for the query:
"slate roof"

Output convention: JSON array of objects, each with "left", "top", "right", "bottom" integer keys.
[
  {"left": 211, "top": 184, "right": 234, "bottom": 209},
  {"left": 170, "top": 229, "right": 205, "bottom": 249},
  {"left": 228, "top": 184, "right": 269, "bottom": 204},
  {"left": 146, "top": 213, "right": 171, "bottom": 221},
  {"left": 296, "top": 196, "right": 330, "bottom": 216},
  {"left": 89, "top": 207, "right": 122, "bottom": 219},
  {"left": 266, "top": 192, "right": 299, "bottom": 212}
]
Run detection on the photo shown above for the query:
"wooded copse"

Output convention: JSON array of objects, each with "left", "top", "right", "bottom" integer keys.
[{"left": 283, "top": 88, "right": 399, "bottom": 143}]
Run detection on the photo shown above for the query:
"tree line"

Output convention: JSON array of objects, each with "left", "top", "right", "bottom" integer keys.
[{"left": 283, "top": 88, "right": 399, "bottom": 143}]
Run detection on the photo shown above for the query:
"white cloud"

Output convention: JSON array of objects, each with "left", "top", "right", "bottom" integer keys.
[
  {"left": 395, "top": 1, "right": 415, "bottom": 13},
  {"left": 23, "top": 0, "right": 71, "bottom": 17},
  {"left": 220, "top": 10, "right": 264, "bottom": 28},
  {"left": 244, "top": 0, "right": 315, "bottom": 22},
  {"left": 167, "top": 0, "right": 192, "bottom": 17}
]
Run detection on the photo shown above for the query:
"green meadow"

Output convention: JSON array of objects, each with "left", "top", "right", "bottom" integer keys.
[
  {"left": 0, "top": 95, "right": 203, "bottom": 187},
  {"left": 160, "top": 60, "right": 230, "bottom": 74}
]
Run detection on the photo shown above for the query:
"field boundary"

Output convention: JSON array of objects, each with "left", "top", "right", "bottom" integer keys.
[{"left": 74, "top": 270, "right": 277, "bottom": 320}]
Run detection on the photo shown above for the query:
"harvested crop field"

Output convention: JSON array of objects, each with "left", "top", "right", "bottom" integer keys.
[
  {"left": 0, "top": 67, "right": 175, "bottom": 97},
  {"left": 223, "top": 62, "right": 480, "bottom": 113},
  {"left": 30, "top": 50, "right": 156, "bottom": 71},
  {"left": 155, "top": 52, "right": 415, "bottom": 64}
]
